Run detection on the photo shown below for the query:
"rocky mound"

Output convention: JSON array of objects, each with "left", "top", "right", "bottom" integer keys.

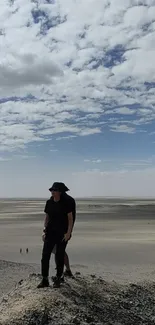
[
  {"left": 0, "top": 260, "right": 36, "bottom": 297},
  {"left": 0, "top": 273, "right": 155, "bottom": 325}
]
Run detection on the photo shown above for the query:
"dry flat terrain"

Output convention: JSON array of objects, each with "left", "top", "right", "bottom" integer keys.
[
  {"left": 1, "top": 198, "right": 155, "bottom": 324},
  {"left": 1, "top": 198, "right": 155, "bottom": 311}
]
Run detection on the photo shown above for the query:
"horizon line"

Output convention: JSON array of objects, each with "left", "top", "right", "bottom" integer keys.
[{"left": 1, "top": 196, "right": 155, "bottom": 200}]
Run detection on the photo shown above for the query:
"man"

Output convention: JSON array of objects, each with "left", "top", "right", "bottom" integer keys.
[
  {"left": 37, "top": 182, "right": 74, "bottom": 288},
  {"left": 53, "top": 183, "right": 76, "bottom": 278}
]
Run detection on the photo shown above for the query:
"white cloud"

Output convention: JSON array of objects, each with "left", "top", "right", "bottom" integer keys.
[
  {"left": 92, "top": 159, "right": 102, "bottom": 163},
  {"left": 56, "top": 135, "right": 77, "bottom": 141},
  {"left": 112, "top": 49, "right": 155, "bottom": 82},
  {"left": 0, "top": 157, "right": 11, "bottom": 162},
  {"left": 82, "top": 168, "right": 101, "bottom": 174},
  {"left": 122, "top": 159, "right": 153, "bottom": 167},
  {"left": 13, "top": 154, "right": 36, "bottom": 159},
  {"left": 0, "top": 53, "right": 63, "bottom": 88},
  {"left": 84, "top": 159, "right": 102, "bottom": 163},
  {"left": 80, "top": 128, "right": 101, "bottom": 136},
  {"left": 0, "top": 100, "right": 101, "bottom": 150},
  {"left": 123, "top": 5, "right": 155, "bottom": 28},
  {"left": 110, "top": 124, "right": 136, "bottom": 133},
  {"left": 105, "top": 107, "right": 136, "bottom": 115},
  {"left": 0, "top": 0, "right": 155, "bottom": 151}
]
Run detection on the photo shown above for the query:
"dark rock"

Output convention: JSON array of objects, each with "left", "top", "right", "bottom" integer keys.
[{"left": 18, "top": 279, "right": 23, "bottom": 285}]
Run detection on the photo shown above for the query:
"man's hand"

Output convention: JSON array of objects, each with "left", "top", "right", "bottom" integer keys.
[
  {"left": 42, "top": 233, "right": 46, "bottom": 242},
  {"left": 63, "top": 232, "right": 71, "bottom": 242}
]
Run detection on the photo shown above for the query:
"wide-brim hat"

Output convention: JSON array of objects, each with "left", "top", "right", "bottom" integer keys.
[{"left": 49, "top": 182, "right": 69, "bottom": 192}]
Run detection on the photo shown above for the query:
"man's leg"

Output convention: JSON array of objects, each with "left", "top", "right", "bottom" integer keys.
[
  {"left": 54, "top": 249, "right": 73, "bottom": 276},
  {"left": 53, "top": 240, "right": 67, "bottom": 287},
  {"left": 55, "top": 251, "right": 69, "bottom": 270},
  {"left": 38, "top": 238, "right": 55, "bottom": 288},
  {"left": 64, "top": 252, "right": 70, "bottom": 270},
  {"left": 41, "top": 240, "right": 53, "bottom": 278},
  {"left": 64, "top": 252, "right": 73, "bottom": 276}
]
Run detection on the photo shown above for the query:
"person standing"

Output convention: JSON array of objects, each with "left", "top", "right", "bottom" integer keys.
[
  {"left": 37, "top": 182, "right": 73, "bottom": 288},
  {"left": 53, "top": 183, "right": 76, "bottom": 278}
]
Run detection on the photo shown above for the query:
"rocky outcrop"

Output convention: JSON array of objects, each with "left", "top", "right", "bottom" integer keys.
[{"left": 0, "top": 273, "right": 155, "bottom": 325}]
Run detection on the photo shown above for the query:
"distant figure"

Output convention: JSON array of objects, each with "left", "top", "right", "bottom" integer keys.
[
  {"left": 20, "top": 248, "right": 22, "bottom": 254},
  {"left": 26, "top": 248, "right": 29, "bottom": 254}
]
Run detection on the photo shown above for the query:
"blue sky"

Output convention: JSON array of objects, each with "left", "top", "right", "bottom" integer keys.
[{"left": 0, "top": 0, "right": 155, "bottom": 197}]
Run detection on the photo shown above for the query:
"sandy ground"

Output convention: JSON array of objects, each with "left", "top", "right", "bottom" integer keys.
[{"left": 1, "top": 198, "right": 155, "bottom": 298}]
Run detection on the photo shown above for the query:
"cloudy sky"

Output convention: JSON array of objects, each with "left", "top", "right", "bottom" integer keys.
[{"left": 0, "top": 0, "right": 155, "bottom": 198}]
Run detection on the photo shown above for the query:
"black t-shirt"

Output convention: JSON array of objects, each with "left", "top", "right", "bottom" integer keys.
[
  {"left": 44, "top": 196, "right": 73, "bottom": 235},
  {"left": 61, "top": 193, "right": 76, "bottom": 224}
]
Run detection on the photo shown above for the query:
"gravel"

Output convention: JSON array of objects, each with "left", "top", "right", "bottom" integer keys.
[{"left": 0, "top": 273, "right": 155, "bottom": 325}]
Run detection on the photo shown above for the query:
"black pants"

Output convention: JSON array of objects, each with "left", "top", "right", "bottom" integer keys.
[{"left": 41, "top": 233, "right": 67, "bottom": 278}]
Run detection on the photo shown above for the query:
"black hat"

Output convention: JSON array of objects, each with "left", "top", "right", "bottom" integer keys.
[{"left": 49, "top": 182, "right": 69, "bottom": 192}]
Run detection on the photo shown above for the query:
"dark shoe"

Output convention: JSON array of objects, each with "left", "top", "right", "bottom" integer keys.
[
  {"left": 37, "top": 278, "right": 49, "bottom": 288},
  {"left": 52, "top": 275, "right": 64, "bottom": 283},
  {"left": 64, "top": 269, "right": 73, "bottom": 277},
  {"left": 53, "top": 276, "right": 61, "bottom": 288}
]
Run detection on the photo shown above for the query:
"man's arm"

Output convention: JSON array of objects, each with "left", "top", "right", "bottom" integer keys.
[
  {"left": 63, "top": 211, "right": 73, "bottom": 242},
  {"left": 67, "top": 212, "right": 73, "bottom": 236},
  {"left": 43, "top": 213, "right": 49, "bottom": 232},
  {"left": 43, "top": 200, "right": 49, "bottom": 236}
]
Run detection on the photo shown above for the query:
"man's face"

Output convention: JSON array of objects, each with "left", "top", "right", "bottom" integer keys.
[{"left": 51, "top": 190, "right": 61, "bottom": 200}]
